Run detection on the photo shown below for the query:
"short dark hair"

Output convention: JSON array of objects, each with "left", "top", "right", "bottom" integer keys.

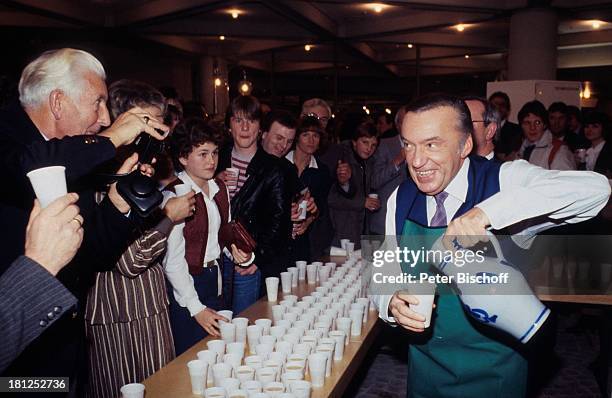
[
  {"left": 405, "top": 93, "right": 474, "bottom": 138},
  {"left": 376, "top": 112, "right": 393, "bottom": 125},
  {"left": 567, "top": 105, "right": 582, "bottom": 122},
  {"left": 170, "top": 118, "right": 222, "bottom": 170},
  {"left": 225, "top": 95, "right": 262, "bottom": 127},
  {"left": 518, "top": 100, "right": 548, "bottom": 126},
  {"left": 108, "top": 79, "right": 166, "bottom": 120},
  {"left": 584, "top": 111, "right": 611, "bottom": 139},
  {"left": 462, "top": 95, "right": 500, "bottom": 128},
  {"left": 548, "top": 101, "right": 568, "bottom": 115},
  {"left": 262, "top": 110, "right": 297, "bottom": 133},
  {"left": 297, "top": 115, "right": 325, "bottom": 138},
  {"left": 488, "top": 91, "right": 511, "bottom": 108},
  {"left": 352, "top": 121, "right": 378, "bottom": 141}
]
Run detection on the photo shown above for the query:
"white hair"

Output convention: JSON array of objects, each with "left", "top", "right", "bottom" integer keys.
[
  {"left": 18, "top": 48, "right": 106, "bottom": 108},
  {"left": 301, "top": 98, "right": 331, "bottom": 117}
]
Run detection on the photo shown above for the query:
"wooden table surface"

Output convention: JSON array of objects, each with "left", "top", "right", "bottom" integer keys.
[{"left": 142, "top": 268, "right": 381, "bottom": 398}]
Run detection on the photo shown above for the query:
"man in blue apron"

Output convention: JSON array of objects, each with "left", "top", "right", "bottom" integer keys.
[{"left": 372, "top": 94, "right": 610, "bottom": 398}]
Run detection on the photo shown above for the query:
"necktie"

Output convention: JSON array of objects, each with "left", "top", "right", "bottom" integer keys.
[
  {"left": 523, "top": 144, "right": 536, "bottom": 161},
  {"left": 430, "top": 191, "right": 449, "bottom": 227}
]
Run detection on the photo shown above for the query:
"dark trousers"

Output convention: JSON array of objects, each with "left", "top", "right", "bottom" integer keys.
[{"left": 167, "top": 266, "right": 221, "bottom": 355}]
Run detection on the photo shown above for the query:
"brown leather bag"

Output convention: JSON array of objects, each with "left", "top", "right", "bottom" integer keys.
[{"left": 220, "top": 219, "right": 257, "bottom": 253}]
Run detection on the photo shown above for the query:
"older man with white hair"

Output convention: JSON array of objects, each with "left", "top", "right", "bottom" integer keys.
[{"left": 0, "top": 48, "right": 168, "bottom": 392}]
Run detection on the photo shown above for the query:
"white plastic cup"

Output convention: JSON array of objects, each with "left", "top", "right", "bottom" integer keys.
[
  {"left": 213, "top": 363, "right": 233, "bottom": 387},
  {"left": 205, "top": 386, "right": 226, "bottom": 398},
  {"left": 197, "top": 350, "right": 217, "bottom": 384},
  {"left": 226, "top": 342, "right": 246, "bottom": 359},
  {"left": 255, "top": 318, "right": 272, "bottom": 335},
  {"left": 281, "top": 371, "right": 303, "bottom": 389},
  {"left": 276, "top": 341, "right": 293, "bottom": 356},
  {"left": 306, "top": 264, "right": 317, "bottom": 285},
  {"left": 287, "top": 267, "right": 299, "bottom": 287},
  {"left": 260, "top": 335, "right": 277, "bottom": 346},
  {"left": 244, "top": 355, "right": 263, "bottom": 371},
  {"left": 228, "top": 389, "right": 248, "bottom": 398},
  {"left": 280, "top": 272, "right": 292, "bottom": 293},
  {"left": 242, "top": 380, "right": 262, "bottom": 395},
  {"left": 368, "top": 193, "right": 378, "bottom": 199},
  {"left": 340, "top": 239, "right": 350, "bottom": 251},
  {"left": 290, "top": 380, "right": 311, "bottom": 398},
  {"left": 188, "top": 360, "right": 207, "bottom": 395},
  {"left": 255, "top": 343, "right": 274, "bottom": 360},
  {"left": 272, "top": 305, "right": 285, "bottom": 324},
  {"left": 345, "top": 242, "right": 355, "bottom": 258},
  {"left": 174, "top": 183, "right": 193, "bottom": 196},
  {"left": 120, "top": 383, "right": 145, "bottom": 398},
  {"left": 317, "top": 267, "right": 328, "bottom": 284},
  {"left": 292, "top": 343, "right": 312, "bottom": 356},
  {"left": 235, "top": 365, "right": 255, "bottom": 382},
  {"left": 256, "top": 367, "right": 277, "bottom": 384},
  {"left": 224, "top": 353, "right": 242, "bottom": 373},
  {"left": 266, "top": 277, "right": 280, "bottom": 302},
  {"left": 264, "top": 381, "right": 286, "bottom": 397},
  {"left": 307, "top": 353, "right": 326, "bottom": 387},
  {"left": 219, "top": 378, "right": 241, "bottom": 395},
  {"left": 298, "top": 200, "right": 308, "bottom": 220},
  {"left": 225, "top": 167, "right": 240, "bottom": 191},
  {"left": 328, "top": 331, "right": 346, "bottom": 360},
  {"left": 220, "top": 322, "right": 237, "bottom": 344},
  {"left": 232, "top": 318, "right": 249, "bottom": 344},
  {"left": 207, "top": 339, "right": 226, "bottom": 358},
  {"left": 26, "top": 166, "right": 67, "bottom": 208},
  {"left": 296, "top": 261, "right": 307, "bottom": 280},
  {"left": 218, "top": 310, "right": 234, "bottom": 322},
  {"left": 315, "top": 345, "right": 333, "bottom": 377}
]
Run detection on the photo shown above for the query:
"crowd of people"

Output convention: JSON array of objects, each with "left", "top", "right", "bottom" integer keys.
[{"left": 0, "top": 47, "right": 611, "bottom": 398}]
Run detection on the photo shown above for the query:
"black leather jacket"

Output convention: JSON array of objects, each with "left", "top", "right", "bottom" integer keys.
[{"left": 218, "top": 145, "right": 292, "bottom": 278}]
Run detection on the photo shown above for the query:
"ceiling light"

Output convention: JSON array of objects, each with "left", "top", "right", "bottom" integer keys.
[
  {"left": 583, "top": 85, "right": 591, "bottom": 99},
  {"left": 373, "top": 4, "right": 383, "bottom": 13},
  {"left": 592, "top": 20, "right": 602, "bottom": 29},
  {"left": 214, "top": 78, "right": 222, "bottom": 87},
  {"left": 238, "top": 70, "right": 253, "bottom": 96},
  {"left": 219, "top": 35, "right": 226, "bottom": 40},
  {"left": 228, "top": 9, "right": 241, "bottom": 19},
  {"left": 407, "top": 43, "right": 413, "bottom": 48},
  {"left": 304, "top": 44, "right": 312, "bottom": 51},
  {"left": 464, "top": 54, "right": 470, "bottom": 59},
  {"left": 385, "top": 108, "right": 392, "bottom": 114},
  {"left": 455, "top": 24, "right": 466, "bottom": 32}
]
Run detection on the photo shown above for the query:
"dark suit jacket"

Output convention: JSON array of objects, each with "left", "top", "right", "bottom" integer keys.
[
  {"left": 594, "top": 141, "right": 612, "bottom": 177},
  {"left": 495, "top": 120, "right": 523, "bottom": 156},
  {"left": 0, "top": 102, "right": 137, "bottom": 385},
  {"left": 217, "top": 145, "right": 292, "bottom": 279},
  {"left": 0, "top": 256, "right": 77, "bottom": 373}
]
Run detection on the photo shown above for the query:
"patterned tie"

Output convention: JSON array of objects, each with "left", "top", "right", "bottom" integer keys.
[{"left": 430, "top": 191, "right": 449, "bottom": 227}]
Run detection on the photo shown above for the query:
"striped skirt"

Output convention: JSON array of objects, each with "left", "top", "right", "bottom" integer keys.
[{"left": 85, "top": 309, "right": 175, "bottom": 398}]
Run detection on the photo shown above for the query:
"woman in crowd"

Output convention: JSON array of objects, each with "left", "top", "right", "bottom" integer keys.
[
  {"left": 583, "top": 111, "right": 612, "bottom": 176},
  {"left": 285, "top": 116, "right": 331, "bottom": 261},
  {"left": 163, "top": 118, "right": 253, "bottom": 354},
  {"left": 328, "top": 121, "right": 380, "bottom": 249},
  {"left": 518, "top": 100, "right": 575, "bottom": 170},
  {"left": 85, "top": 79, "right": 196, "bottom": 398}
]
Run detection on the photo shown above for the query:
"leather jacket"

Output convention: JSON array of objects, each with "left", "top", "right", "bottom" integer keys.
[{"left": 218, "top": 145, "right": 292, "bottom": 278}]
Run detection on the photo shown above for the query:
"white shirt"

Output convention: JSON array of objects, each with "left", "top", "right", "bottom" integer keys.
[
  {"left": 162, "top": 171, "right": 225, "bottom": 317},
  {"left": 286, "top": 150, "right": 319, "bottom": 169},
  {"left": 586, "top": 141, "right": 605, "bottom": 172},
  {"left": 372, "top": 159, "right": 611, "bottom": 323},
  {"left": 485, "top": 151, "right": 495, "bottom": 160},
  {"left": 521, "top": 130, "right": 576, "bottom": 171}
]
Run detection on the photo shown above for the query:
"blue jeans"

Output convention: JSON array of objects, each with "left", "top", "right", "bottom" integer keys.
[{"left": 222, "top": 255, "right": 262, "bottom": 315}]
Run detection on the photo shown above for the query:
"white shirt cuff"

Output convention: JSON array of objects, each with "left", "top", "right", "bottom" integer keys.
[
  {"left": 187, "top": 300, "right": 206, "bottom": 317},
  {"left": 374, "top": 294, "right": 397, "bottom": 325}
]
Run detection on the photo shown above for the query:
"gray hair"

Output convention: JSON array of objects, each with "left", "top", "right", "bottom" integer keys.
[
  {"left": 462, "top": 95, "right": 500, "bottom": 128},
  {"left": 19, "top": 48, "right": 106, "bottom": 108},
  {"left": 301, "top": 98, "right": 331, "bottom": 117}
]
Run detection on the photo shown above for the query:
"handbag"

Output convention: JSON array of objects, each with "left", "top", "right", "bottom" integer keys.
[{"left": 220, "top": 219, "right": 257, "bottom": 253}]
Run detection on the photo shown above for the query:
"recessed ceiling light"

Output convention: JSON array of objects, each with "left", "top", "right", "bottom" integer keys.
[
  {"left": 592, "top": 20, "right": 602, "bottom": 29},
  {"left": 366, "top": 3, "right": 387, "bottom": 13},
  {"left": 455, "top": 24, "right": 466, "bottom": 32},
  {"left": 228, "top": 9, "right": 241, "bottom": 19},
  {"left": 219, "top": 35, "right": 225, "bottom": 40},
  {"left": 385, "top": 108, "right": 392, "bottom": 114},
  {"left": 407, "top": 43, "right": 413, "bottom": 48},
  {"left": 304, "top": 44, "right": 312, "bottom": 51},
  {"left": 464, "top": 54, "right": 470, "bottom": 59},
  {"left": 214, "top": 78, "right": 222, "bottom": 87}
]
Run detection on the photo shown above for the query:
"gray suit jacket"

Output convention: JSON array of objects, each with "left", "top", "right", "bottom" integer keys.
[
  {"left": 0, "top": 256, "right": 76, "bottom": 372},
  {"left": 369, "top": 136, "right": 408, "bottom": 235}
]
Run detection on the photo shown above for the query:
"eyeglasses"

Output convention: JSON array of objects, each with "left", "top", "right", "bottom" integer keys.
[
  {"left": 471, "top": 120, "right": 485, "bottom": 124},
  {"left": 303, "top": 112, "right": 330, "bottom": 123},
  {"left": 521, "top": 120, "right": 543, "bottom": 128}
]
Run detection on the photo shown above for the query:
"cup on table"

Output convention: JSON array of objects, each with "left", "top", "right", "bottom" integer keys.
[
  {"left": 212, "top": 363, "right": 233, "bottom": 387},
  {"left": 290, "top": 380, "right": 312, "bottom": 398},
  {"left": 219, "top": 377, "right": 241, "bottom": 395},
  {"left": 280, "top": 272, "right": 292, "bottom": 293},
  {"left": 269, "top": 351, "right": 287, "bottom": 365},
  {"left": 315, "top": 345, "right": 333, "bottom": 377},
  {"left": 284, "top": 294, "right": 299, "bottom": 304},
  {"left": 229, "top": 389, "right": 248, "bottom": 398},
  {"left": 204, "top": 386, "right": 226, "bottom": 398},
  {"left": 292, "top": 343, "right": 312, "bottom": 356},
  {"left": 255, "top": 318, "right": 272, "bottom": 335},
  {"left": 317, "top": 267, "right": 328, "bottom": 284},
  {"left": 287, "top": 267, "right": 299, "bottom": 287},
  {"left": 226, "top": 342, "right": 246, "bottom": 359},
  {"left": 340, "top": 239, "right": 350, "bottom": 251},
  {"left": 231, "top": 317, "right": 248, "bottom": 344},
  {"left": 236, "top": 365, "right": 255, "bottom": 382},
  {"left": 266, "top": 277, "right": 280, "bottom": 302},
  {"left": 336, "top": 317, "right": 351, "bottom": 344},
  {"left": 173, "top": 183, "right": 193, "bottom": 197},
  {"left": 244, "top": 355, "right": 263, "bottom": 370},
  {"left": 263, "top": 381, "right": 285, "bottom": 397},
  {"left": 270, "top": 325, "right": 287, "bottom": 339},
  {"left": 272, "top": 305, "right": 285, "bottom": 325},
  {"left": 350, "top": 303, "right": 367, "bottom": 324},
  {"left": 283, "top": 312, "right": 298, "bottom": 324},
  {"left": 345, "top": 242, "right": 355, "bottom": 258},
  {"left": 187, "top": 360, "right": 207, "bottom": 395},
  {"left": 260, "top": 335, "right": 277, "bottom": 346},
  {"left": 328, "top": 331, "right": 346, "bottom": 360},
  {"left": 197, "top": 350, "right": 217, "bottom": 383},
  {"left": 207, "top": 339, "right": 226, "bottom": 358},
  {"left": 306, "top": 264, "right": 317, "bottom": 285},
  {"left": 120, "top": 383, "right": 145, "bottom": 398},
  {"left": 26, "top": 166, "right": 68, "bottom": 208},
  {"left": 256, "top": 367, "right": 277, "bottom": 384},
  {"left": 307, "top": 353, "right": 327, "bottom": 387},
  {"left": 263, "top": 358, "right": 283, "bottom": 376},
  {"left": 225, "top": 167, "right": 240, "bottom": 191},
  {"left": 275, "top": 340, "right": 293, "bottom": 356},
  {"left": 218, "top": 310, "right": 233, "bottom": 322},
  {"left": 241, "top": 380, "right": 262, "bottom": 395},
  {"left": 255, "top": 343, "right": 274, "bottom": 360},
  {"left": 296, "top": 261, "right": 307, "bottom": 280},
  {"left": 224, "top": 353, "right": 242, "bottom": 373},
  {"left": 281, "top": 371, "right": 303, "bottom": 390},
  {"left": 349, "top": 309, "right": 363, "bottom": 336},
  {"left": 220, "top": 322, "right": 236, "bottom": 343},
  {"left": 247, "top": 324, "right": 263, "bottom": 354}
]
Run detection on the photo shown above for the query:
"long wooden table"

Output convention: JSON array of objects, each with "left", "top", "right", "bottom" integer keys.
[{"left": 143, "top": 265, "right": 381, "bottom": 398}]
